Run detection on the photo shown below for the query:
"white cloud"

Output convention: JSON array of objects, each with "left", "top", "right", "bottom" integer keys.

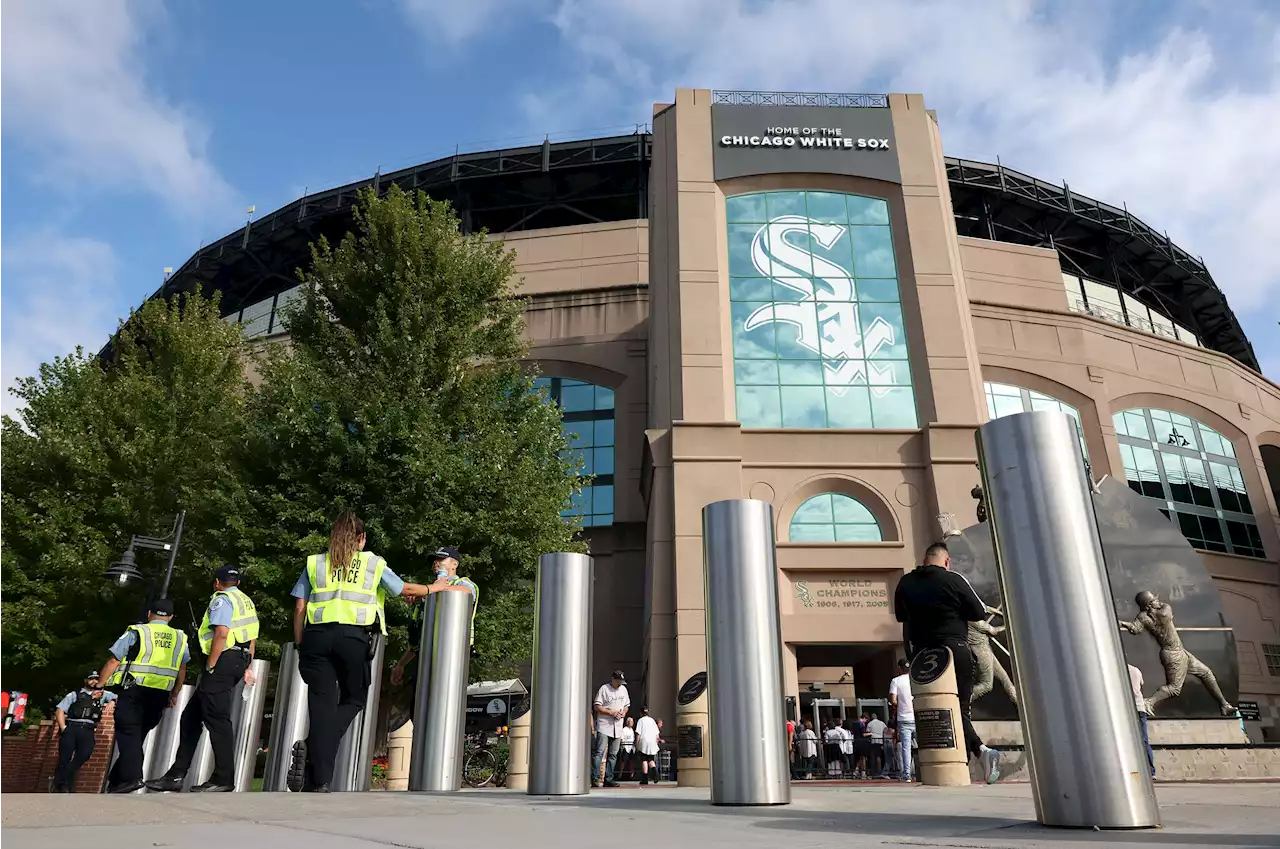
[
  {"left": 409, "top": 0, "right": 1280, "bottom": 378},
  {"left": 1, "top": 231, "right": 122, "bottom": 416},
  {"left": 1, "top": 0, "right": 233, "bottom": 214},
  {"left": 398, "top": 0, "right": 519, "bottom": 45}
]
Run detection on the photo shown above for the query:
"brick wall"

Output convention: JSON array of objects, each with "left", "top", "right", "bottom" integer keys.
[{"left": 0, "top": 705, "right": 116, "bottom": 794}]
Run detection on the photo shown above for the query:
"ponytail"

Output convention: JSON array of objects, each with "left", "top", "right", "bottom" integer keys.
[{"left": 329, "top": 509, "right": 365, "bottom": 572}]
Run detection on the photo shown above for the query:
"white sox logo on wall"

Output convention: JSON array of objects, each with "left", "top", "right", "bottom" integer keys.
[{"left": 745, "top": 216, "right": 897, "bottom": 395}]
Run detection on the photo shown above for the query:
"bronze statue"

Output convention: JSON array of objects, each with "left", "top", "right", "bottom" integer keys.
[
  {"left": 969, "top": 607, "right": 1017, "bottom": 705},
  {"left": 1119, "top": 590, "right": 1234, "bottom": 716}
]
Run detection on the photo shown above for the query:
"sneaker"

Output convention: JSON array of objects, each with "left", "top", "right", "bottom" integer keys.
[
  {"left": 144, "top": 775, "right": 184, "bottom": 793},
  {"left": 603, "top": 780, "right": 619, "bottom": 788},
  {"left": 287, "top": 740, "right": 306, "bottom": 793},
  {"left": 981, "top": 748, "right": 1002, "bottom": 784}
]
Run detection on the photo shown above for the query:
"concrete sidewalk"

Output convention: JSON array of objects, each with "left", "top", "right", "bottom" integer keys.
[{"left": 3, "top": 782, "right": 1277, "bottom": 849}]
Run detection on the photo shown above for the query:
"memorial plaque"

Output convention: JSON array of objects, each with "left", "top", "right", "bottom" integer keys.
[
  {"left": 915, "top": 708, "right": 956, "bottom": 750},
  {"left": 909, "top": 648, "right": 951, "bottom": 686},
  {"left": 677, "top": 724, "right": 704, "bottom": 759},
  {"left": 1237, "top": 700, "right": 1261, "bottom": 722}
]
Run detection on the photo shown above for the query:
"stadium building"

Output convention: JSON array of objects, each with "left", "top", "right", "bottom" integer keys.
[{"left": 141, "top": 90, "right": 1280, "bottom": 749}]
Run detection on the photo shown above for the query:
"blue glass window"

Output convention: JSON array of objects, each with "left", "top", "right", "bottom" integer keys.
[
  {"left": 534, "top": 377, "right": 615, "bottom": 527},
  {"left": 983, "top": 382, "right": 1088, "bottom": 458},
  {"left": 789, "top": 493, "right": 882, "bottom": 542},
  {"left": 1113, "top": 408, "right": 1262, "bottom": 558},
  {"left": 727, "top": 191, "right": 916, "bottom": 429}
]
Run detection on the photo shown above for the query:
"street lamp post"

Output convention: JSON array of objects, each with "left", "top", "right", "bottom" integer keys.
[{"left": 104, "top": 511, "right": 186, "bottom": 600}]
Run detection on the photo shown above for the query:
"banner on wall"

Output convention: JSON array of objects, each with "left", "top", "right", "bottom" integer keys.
[{"left": 712, "top": 105, "right": 900, "bottom": 183}]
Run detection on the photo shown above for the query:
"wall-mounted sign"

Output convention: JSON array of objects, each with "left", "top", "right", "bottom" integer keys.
[
  {"left": 712, "top": 104, "right": 900, "bottom": 183},
  {"left": 793, "top": 577, "right": 890, "bottom": 612},
  {"left": 1237, "top": 700, "right": 1261, "bottom": 721},
  {"left": 486, "top": 698, "right": 508, "bottom": 716},
  {"left": 677, "top": 671, "right": 708, "bottom": 705}
]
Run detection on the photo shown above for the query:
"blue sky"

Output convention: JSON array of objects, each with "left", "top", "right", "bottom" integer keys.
[{"left": 4, "top": 0, "right": 1278, "bottom": 412}]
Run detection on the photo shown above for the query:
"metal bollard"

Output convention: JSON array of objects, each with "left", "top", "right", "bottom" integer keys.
[
  {"left": 232, "top": 659, "right": 270, "bottom": 791},
  {"left": 978, "top": 410, "right": 1160, "bottom": 828},
  {"left": 142, "top": 684, "right": 196, "bottom": 780},
  {"left": 527, "top": 552, "right": 593, "bottom": 796},
  {"left": 331, "top": 634, "right": 385, "bottom": 792},
  {"left": 702, "top": 499, "right": 790, "bottom": 806},
  {"left": 263, "top": 643, "right": 309, "bottom": 791},
  {"left": 409, "top": 590, "right": 473, "bottom": 791}
]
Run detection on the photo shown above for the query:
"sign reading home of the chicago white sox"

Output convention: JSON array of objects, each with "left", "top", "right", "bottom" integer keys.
[{"left": 712, "top": 105, "right": 901, "bottom": 183}]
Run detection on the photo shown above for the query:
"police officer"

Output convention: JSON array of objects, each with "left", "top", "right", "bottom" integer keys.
[
  {"left": 147, "top": 565, "right": 259, "bottom": 793},
  {"left": 893, "top": 541, "right": 1002, "bottom": 783},
  {"left": 290, "top": 510, "right": 430, "bottom": 792},
  {"left": 52, "top": 670, "right": 117, "bottom": 792},
  {"left": 98, "top": 598, "right": 189, "bottom": 794},
  {"left": 390, "top": 547, "right": 479, "bottom": 688}
]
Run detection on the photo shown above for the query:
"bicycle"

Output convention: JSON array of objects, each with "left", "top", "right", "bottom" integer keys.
[{"left": 463, "top": 732, "right": 506, "bottom": 788}]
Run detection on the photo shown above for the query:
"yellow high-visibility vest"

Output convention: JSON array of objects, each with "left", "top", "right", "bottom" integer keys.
[
  {"left": 107, "top": 622, "right": 186, "bottom": 691},
  {"left": 305, "top": 551, "right": 387, "bottom": 634},
  {"left": 198, "top": 588, "right": 260, "bottom": 655}
]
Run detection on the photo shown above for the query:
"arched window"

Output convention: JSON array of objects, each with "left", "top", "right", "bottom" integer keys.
[
  {"left": 984, "top": 382, "right": 1088, "bottom": 457},
  {"left": 1114, "top": 408, "right": 1263, "bottom": 558},
  {"left": 534, "top": 377, "right": 615, "bottom": 527},
  {"left": 789, "top": 493, "right": 882, "bottom": 542},
  {"left": 726, "top": 190, "right": 917, "bottom": 429}
]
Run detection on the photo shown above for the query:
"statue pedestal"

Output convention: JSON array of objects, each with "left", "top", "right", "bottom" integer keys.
[{"left": 910, "top": 647, "right": 969, "bottom": 787}]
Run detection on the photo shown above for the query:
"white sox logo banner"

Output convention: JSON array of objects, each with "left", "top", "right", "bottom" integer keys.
[{"left": 745, "top": 215, "right": 897, "bottom": 396}]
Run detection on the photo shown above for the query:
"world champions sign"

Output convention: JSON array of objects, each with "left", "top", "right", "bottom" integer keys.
[{"left": 711, "top": 103, "right": 901, "bottom": 183}]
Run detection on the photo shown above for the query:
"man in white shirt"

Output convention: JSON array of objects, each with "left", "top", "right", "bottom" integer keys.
[
  {"left": 592, "top": 670, "right": 630, "bottom": 787},
  {"left": 865, "top": 711, "right": 888, "bottom": 776},
  {"left": 635, "top": 709, "right": 662, "bottom": 785},
  {"left": 796, "top": 719, "right": 818, "bottom": 779},
  {"left": 1128, "top": 663, "right": 1156, "bottom": 778},
  {"left": 889, "top": 658, "right": 915, "bottom": 781}
]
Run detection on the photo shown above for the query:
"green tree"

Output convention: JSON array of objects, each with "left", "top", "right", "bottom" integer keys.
[
  {"left": 248, "top": 186, "right": 582, "bottom": 680},
  {"left": 1, "top": 291, "right": 254, "bottom": 705}
]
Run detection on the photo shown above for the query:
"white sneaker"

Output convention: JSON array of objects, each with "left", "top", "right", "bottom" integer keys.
[{"left": 981, "top": 748, "right": 1002, "bottom": 784}]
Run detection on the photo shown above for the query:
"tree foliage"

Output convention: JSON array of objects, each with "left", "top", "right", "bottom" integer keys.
[
  {"left": 2, "top": 292, "right": 253, "bottom": 703},
  {"left": 247, "top": 186, "right": 583, "bottom": 679},
  {"left": 2, "top": 187, "right": 582, "bottom": 706}
]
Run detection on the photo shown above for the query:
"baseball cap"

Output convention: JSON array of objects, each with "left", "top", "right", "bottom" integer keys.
[
  {"left": 150, "top": 597, "right": 175, "bottom": 616},
  {"left": 611, "top": 669, "right": 625, "bottom": 681},
  {"left": 215, "top": 565, "right": 241, "bottom": 582},
  {"left": 428, "top": 547, "right": 461, "bottom": 562}
]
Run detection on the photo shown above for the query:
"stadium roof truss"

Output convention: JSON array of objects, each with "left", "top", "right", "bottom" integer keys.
[{"left": 129, "top": 133, "right": 1258, "bottom": 373}]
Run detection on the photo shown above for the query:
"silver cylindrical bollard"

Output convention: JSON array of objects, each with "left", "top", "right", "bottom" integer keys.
[
  {"left": 332, "top": 634, "right": 386, "bottom": 792},
  {"left": 978, "top": 411, "right": 1160, "bottom": 828},
  {"left": 231, "top": 659, "right": 270, "bottom": 791},
  {"left": 263, "top": 644, "right": 309, "bottom": 791},
  {"left": 703, "top": 499, "right": 790, "bottom": 806},
  {"left": 143, "top": 684, "right": 195, "bottom": 780},
  {"left": 409, "top": 590, "right": 474, "bottom": 791},
  {"left": 528, "top": 552, "right": 593, "bottom": 796}
]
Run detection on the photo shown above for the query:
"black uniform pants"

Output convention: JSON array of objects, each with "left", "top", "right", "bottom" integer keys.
[
  {"left": 167, "top": 650, "right": 250, "bottom": 785},
  {"left": 54, "top": 723, "right": 97, "bottom": 790},
  {"left": 109, "top": 685, "right": 168, "bottom": 786},
  {"left": 298, "top": 624, "right": 372, "bottom": 787}
]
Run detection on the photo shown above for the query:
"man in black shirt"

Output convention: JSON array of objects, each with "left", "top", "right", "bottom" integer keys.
[{"left": 894, "top": 541, "right": 1002, "bottom": 783}]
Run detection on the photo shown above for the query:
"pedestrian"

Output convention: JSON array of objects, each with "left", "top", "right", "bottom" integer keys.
[
  {"left": 796, "top": 719, "right": 818, "bottom": 779},
  {"left": 619, "top": 716, "right": 637, "bottom": 780},
  {"left": 147, "top": 565, "right": 259, "bottom": 793},
  {"left": 52, "top": 671, "right": 117, "bottom": 792},
  {"left": 866, "top": 711, "right": 887, "bottom": 777},
  {"left": 852, "top": 712, "right": 873, "bottom": 778},
  {"left": 1128, "top": 663, "right": 1156, "bottom": 779},
  {"left": 838, "top": 718, "right": 855, "bottom": 776},
  {"left": 289, "top": 510, "right": 431, "bottom": 792},
  {"left": 98, "top": 598, "right": 189, "bottom": 793},
  {"left": 889, "top": 658, "right": 915, "bottom": 781},
  {"left": 592, "top": 670, "right": 630, "bottom": 787},
  {"left": 894, "top": 541, "right": 1002, "bottom": 783},
  {"left": 823, "top": 719, "right": 843, "bottom": 776},
  {"left": 635, "top": 708, "right": 661, "bottom": 784},
  {"left": 883, "top": 725, "right": 899, "bottom": 779}
]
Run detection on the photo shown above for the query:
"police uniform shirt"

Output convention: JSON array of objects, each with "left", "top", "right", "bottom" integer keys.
[
  {"left": 56, "top": 689, "right": 117, "bottom": 724},
  {"left": 109, "top": 618, "right": 193, "bottom": 665},
  {"left": 290, "top": 560, "right": 406, "bottom": 600},
  {"left": 207, "top": 587, "right": 248, "bottom": 631}
]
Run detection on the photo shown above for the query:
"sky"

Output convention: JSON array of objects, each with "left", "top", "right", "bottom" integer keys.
[{"left": 3, "top": 0, "right": 1278, "bottom": 414}]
